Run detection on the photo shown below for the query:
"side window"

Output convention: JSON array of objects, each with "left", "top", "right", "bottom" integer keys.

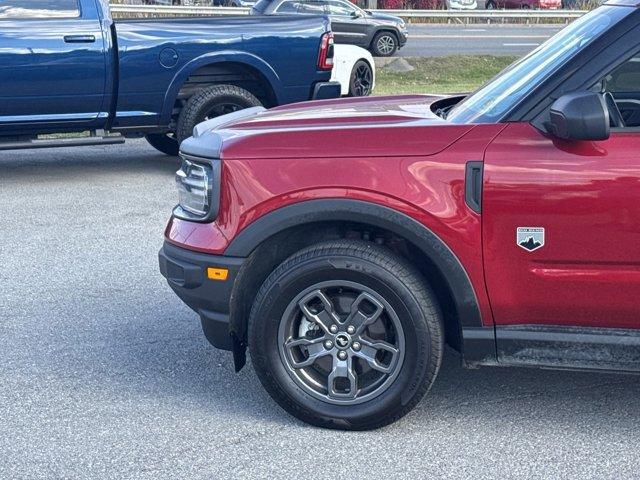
[
  {"left": 275, "top": 0, "right": 299, "bottom": 13},
  {"left": 596, "top": 55, "right": 640, "bottom": 128},
  {"left": 605, "top": 56, "right": 640, "bottom": 94},
  {"left": 296, "top": 1, "right": 326, "bottom": 14},
  {"left": 325, "top": 0, "right": 356, "bottom": 16},
  {"left": 0, "top": 0, "right": 80, "bottom": 19}
]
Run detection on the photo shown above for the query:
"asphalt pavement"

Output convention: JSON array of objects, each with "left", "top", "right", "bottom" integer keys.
[
  {"left": 1, "top": 141, "right": 639, "bottom": 479},
  {"left": 403, "top": 23, "right": 563, "bottom": 56}
]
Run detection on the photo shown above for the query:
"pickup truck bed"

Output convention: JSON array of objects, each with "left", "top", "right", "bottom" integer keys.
[{"left": 0, "top": 0, "right": 339, "bottom": 154}]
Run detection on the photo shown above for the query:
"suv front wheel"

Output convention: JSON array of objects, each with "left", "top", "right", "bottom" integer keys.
[
  {"left": 248, "top": 240, "right": 444, "bottom": 430},
  {"left": 371, "top": 31, "right": 399, "bottom": 57}
]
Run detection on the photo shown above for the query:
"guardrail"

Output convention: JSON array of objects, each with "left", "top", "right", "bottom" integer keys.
[{"left": 109, "top": 4, "right": 586, "bottom": 22}]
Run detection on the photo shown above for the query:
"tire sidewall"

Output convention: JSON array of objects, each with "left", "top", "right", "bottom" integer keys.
[
  {"left": 250, "top": 252, "right": 434, "bottom": 429},
  {"left": 176, "top": 86, "right": 262, "bottom": 143}
]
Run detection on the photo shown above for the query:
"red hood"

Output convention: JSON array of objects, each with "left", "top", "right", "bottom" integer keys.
[{"left": 188, "top": 95, "right": 474, "bottom": 160}]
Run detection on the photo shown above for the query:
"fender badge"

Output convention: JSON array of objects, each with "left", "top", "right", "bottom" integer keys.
[{"left": 517, "top": 227, "right": 545, "bottom": 252}]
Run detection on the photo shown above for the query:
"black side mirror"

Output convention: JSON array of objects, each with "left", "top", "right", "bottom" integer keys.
[{"left": 548, "top": 91, "right": 610, "bottom": 141}]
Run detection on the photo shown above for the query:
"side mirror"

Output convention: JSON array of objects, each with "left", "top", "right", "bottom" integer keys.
[
  {"left": 548, "top": 91, "right": 610, "bottom": 141},
  {"left": 351, "top": 10, "right": 363, "bottom": 18}
]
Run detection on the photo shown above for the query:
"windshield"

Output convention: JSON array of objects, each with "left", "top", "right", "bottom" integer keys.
[{"left": 446, "top": 5, "right": 631, "bottom": 124}]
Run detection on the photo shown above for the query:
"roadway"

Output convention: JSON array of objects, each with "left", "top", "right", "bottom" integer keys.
[{"left": 402, "top": 23, "right": 563, "bottom": 56}]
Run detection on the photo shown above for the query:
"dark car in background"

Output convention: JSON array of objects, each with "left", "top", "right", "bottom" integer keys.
[
  {"left": 485, "top": 0, "right": 561, "bottom": 8},
  {"left": 251, "top": 0, "right": 408, "bottom": 56}
]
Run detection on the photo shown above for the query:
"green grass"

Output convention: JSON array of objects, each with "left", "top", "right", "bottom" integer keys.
[{"left": 375, "top": 55, "right": 517, "bottom": 95}]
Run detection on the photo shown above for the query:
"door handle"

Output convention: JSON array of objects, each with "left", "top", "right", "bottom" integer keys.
[
  {"left": 64, "top": 35, "right": 96, "bottom": 44},
  {"left": 465, "top": 161, "right": 484, "bottom": 214}
]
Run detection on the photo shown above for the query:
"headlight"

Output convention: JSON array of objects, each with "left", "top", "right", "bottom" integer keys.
[{"left": 173, "top": 155, "right": 220, "bottom": 222}]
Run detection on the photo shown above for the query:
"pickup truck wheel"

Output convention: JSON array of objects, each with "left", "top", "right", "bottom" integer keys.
[
  {"left": 371, "top": 32, "right": 398, "bottom": 57},
  {"left": 248, "top": 240, "right": 444, "bottom": 430},
  {"left": 145, "top": 133, "right": 179, "bottom": 156},
  {"left": 176, "top": 85, "right": 262, "bottom": 143}
]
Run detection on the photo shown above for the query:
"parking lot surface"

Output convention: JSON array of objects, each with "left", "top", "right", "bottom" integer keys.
[{"left": 1, "top": 141, "right": 639, "bottom": 479}]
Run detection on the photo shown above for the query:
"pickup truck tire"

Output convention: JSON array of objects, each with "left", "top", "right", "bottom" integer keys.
[
  {"left": 145, "top": 133, "right": 179, "bottom": 156},
  {"left": 176, "top": 85, "right": 262, "bottom": 143},
  {"left": 248, "top": 240, "right": 444, "bottom": 430}
]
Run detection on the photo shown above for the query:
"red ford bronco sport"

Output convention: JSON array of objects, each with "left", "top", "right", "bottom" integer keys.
[{"left": 160, "top": 1, "right": 640, "bottom": 430}]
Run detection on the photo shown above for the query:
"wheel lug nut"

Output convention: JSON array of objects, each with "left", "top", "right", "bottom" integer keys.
[
  {"left": 338, "top": 351, "right": 348, "bottom": 360},
  {"left": 352, "top": 342, "right": 361, "bottom": 351},
  {"left": 330, "top": 325, "right": 338, "bottom": 334},
  {"left": 347, "top": 325, "right": 355, "bottom": 334},
  {"left": 324, "top": 340, "right": 333, "bottom": 350}
]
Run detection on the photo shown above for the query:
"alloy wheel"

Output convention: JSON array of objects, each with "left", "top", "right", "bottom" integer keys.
[
  {"left": 352, "top": 64, "right": 373, "bottom": 96},
  {"left": 376, "top": 35, "right": 396, "bottom": 56},
  {"left": 278, "top": 281, "right": 405, "bottom": 405}
]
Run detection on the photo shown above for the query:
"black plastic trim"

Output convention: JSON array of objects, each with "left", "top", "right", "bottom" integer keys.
[
  {"left": 225, "top": 199, "right": 484, "bottom": 334},
  {"left": 496, "top": 325, "right": 640, "bottom": 373},
  {"left": 464, "top": 161, "right": 483, "bottom": 214},
  {"left": 159, "top": 242, "right": 245, "bottom": 352},
  {"left": 461, "top": 327, "right": 498, "bottom": 366},
  {"left": 312, "top": 81, "right": 342, "bottom": 100}
]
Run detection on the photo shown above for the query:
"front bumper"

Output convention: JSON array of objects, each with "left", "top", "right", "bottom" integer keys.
[
  {"left": 312, "top": 81, "right": 342, "bottom": 100},
  {"left": 399, "top": 29, "right": 409, "bottom": 47},
  {"left": 159, "top": 241, "right": 244, "bottom": 351}
]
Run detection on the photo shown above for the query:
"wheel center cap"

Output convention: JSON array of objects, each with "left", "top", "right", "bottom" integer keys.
[{"left": 335, "top": 333, "right": 352, "bottom": 350}]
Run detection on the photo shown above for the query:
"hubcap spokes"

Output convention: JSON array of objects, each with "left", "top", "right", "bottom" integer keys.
[
  {"left": 377, "top": 36, "right": 395, "bottom": 55},
  {"left": 354, "top": 65, "right": 372, "bottom": 96},
  {"left": 279, "top": 282, "right": 405, "bottom": 405}
]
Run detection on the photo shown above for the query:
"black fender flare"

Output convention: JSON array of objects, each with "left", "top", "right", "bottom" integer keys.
[{"left": 225, "top": 199, "right": 485, "bottom": 333}]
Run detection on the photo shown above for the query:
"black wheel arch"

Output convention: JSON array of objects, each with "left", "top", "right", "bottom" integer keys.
[{"left": 225, "top": 199, "right": 490, "bottom": 369}]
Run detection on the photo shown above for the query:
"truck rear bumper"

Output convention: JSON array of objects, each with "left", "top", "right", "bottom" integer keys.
[
  {"left": 312, "top": 81, "right": 342, "bottom": 100},
  {"left": 159, "top": 241, "right": 244, "bottom": 351}
]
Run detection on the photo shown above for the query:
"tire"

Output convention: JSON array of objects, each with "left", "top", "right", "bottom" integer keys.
[
  {"left": 371, "top": 31, "right": 398, "bottom": 57},
  {"left": 145, "top": 133, "right": 179, "bottom": 156},
  {"left": 248, "top": 240, "right": 444, "bottom": 430},
  {"left": 348, "top": 60, "right": 374, "bottom": 97},
  {"left": 176, "top": 84, "right": 262, "bottom": 143},
  {"left": 485, "top": 0, "right": 497, "bottom": 8}
]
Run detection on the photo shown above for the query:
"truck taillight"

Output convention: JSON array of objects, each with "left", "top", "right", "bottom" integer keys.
[{"left": 317, "top": 32, "right": 334, "bottom": 71}]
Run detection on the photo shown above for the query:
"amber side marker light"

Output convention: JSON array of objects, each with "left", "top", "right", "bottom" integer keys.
[{"left": 207, "top": 267, "right": 229, "bottom": 281}]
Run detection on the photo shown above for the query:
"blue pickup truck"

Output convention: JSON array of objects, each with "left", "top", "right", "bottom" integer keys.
[{"left": 0, "top": 0, "right": 338, "bottom": 155}]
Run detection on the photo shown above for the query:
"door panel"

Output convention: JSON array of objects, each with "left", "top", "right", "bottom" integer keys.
[
  {"left": 483, "top": 122, "right": 640, "bottom": 330},
  {"left": 323, "top": 0, "right": 368, "bottom": 47},
  {"left": 0, "top": 18, "right": 107, "bottom": 124}
]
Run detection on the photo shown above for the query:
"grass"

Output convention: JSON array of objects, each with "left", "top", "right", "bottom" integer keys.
[{"left": 374, "top": 55, "right": 517, "bottom": 95}]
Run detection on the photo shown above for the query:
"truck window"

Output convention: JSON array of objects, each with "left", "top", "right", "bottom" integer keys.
[{"left": 0, "top": 0, "right": 80, "bottom": 19}]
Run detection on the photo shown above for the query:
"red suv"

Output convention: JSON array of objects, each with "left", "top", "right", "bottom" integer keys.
[{"left": 160, "top": 1, "right": 640, "bottom": 430}]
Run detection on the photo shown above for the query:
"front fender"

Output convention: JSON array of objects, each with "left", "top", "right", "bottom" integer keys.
[
  {"left": 224, "top": 198, "right": 484, "bottom": 332},
  {"left": 160, "top": 51, "right": 284, "bottom": 125}
]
